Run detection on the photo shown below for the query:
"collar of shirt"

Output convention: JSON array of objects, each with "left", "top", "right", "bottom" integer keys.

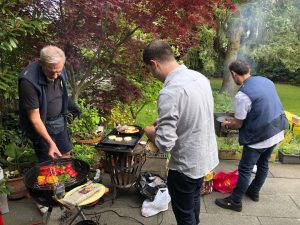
[{"left": 163, "top": 65, "right": 187, "bottom": 87}]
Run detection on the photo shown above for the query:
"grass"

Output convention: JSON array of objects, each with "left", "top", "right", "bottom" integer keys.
[
  {"left": 135, "top": 101, "right": 158, "bottom": 128},
  {"left": 136, "top": 78, "right": 300, "bottom": 127},
  {"left": 275, "top": 83, "right": 300, "bottom": 115}
]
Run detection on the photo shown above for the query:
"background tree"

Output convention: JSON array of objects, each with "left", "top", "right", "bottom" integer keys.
[
  {"left": 35, "top": 0, "right": 234, "bottom": 105},
  {"left": 0, "top": 0, "right": 48, "bottom": 122},
  {"left": 186, "top": 0, "right": 300, "bottom": 95}
]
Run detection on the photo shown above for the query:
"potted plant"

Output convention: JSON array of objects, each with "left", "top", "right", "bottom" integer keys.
[
  {"left": 217, "top": 136, "right": 277, "bottom": 161},
  {"left": 69, "top": 99, "right": 106, "bottom": 145},
  {"left": 217, "top": 136, "right": 243, "bottom": 160},
  {"left": 278, "top": 143, "right": 300, "bottom": 164},
  {"left": 4, "top": 142, "right": 37, "bottom": 199},
  {"left": 277, "top": 130, "right": 300, "bottom": 164}
]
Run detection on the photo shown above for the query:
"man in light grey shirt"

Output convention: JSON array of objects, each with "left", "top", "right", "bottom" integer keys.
[{"left": 143, "top": 40, "right": 218, "bottom": 225}]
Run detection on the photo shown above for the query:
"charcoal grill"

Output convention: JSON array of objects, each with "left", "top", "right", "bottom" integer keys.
[
  {"left": 25, "top": 158, "right": 90, "bottom": 207},
  {"left": 96, "top": 126, "right": 146, "bottom": 201}
]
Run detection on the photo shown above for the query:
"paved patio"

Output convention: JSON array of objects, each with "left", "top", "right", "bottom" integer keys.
[{"left": 2, "top": 159, "right": 300, "bottom": 225}]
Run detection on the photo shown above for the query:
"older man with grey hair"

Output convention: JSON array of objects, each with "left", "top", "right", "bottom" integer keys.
[{"left": 19, "top": 45, "right": 81, "bottom": 162}]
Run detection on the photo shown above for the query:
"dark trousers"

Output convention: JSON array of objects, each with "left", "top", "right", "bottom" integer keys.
[
  {"left": 231, "top": 144, "right": 276, "bottom": 203},
  {"left": 167, "top": 170, "right": 203, "bottom": 225}
]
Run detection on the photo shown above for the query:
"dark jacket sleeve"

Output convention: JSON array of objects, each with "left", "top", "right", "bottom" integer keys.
[{"left": 67, "top": 97, "right": 82, "bottom": 118}]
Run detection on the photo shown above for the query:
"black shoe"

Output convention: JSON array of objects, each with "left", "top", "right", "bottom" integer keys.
[
  {"left": 245, "top": 189, "right": 259, "bottom": 202},
  {"left": 215, "top": 196, "right": 242, "bottom": 212}
]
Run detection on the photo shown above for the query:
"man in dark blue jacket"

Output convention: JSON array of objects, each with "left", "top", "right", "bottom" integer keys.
[
  {"left": 19, "top": 46, "right": 81, "bottom": 163},
  {"left": 215, "top": 60, "right": 288, "bottom": 212}
]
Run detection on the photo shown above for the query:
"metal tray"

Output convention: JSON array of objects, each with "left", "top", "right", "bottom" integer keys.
[{"left": 100, "top": 135, "right": 140, "bottom": 147}]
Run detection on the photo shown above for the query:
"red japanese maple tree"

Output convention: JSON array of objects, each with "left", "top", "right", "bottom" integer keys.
[{"left": 38, "top": 0, "right": 235, "bottom": 108}]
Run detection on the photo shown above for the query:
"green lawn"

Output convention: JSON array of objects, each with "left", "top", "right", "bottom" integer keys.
[
  {"left": 275, "top": 83, "right": 300, "bottom": 115},
  {"left": 136, "top": 78, "right": 300, "bottom": 127}
]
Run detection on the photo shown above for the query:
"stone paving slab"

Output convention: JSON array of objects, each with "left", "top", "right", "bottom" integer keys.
[
  {"left": 269, "top": 162, "right": 300, "bottom": 178},
  {"left": 258, "top": 217, "right": 300, "bottom": 225},
  {"left": 3, "top": 198, "right": 41, "bottom": 225},
  {"left": 157, "top": 210, "right": 179, "bottom": 225},
  {"left": 204, "top": 191, "right": 300, "bottom": 218},
  {"left": 200, "top": 213, "right": 261, "bottom": 225},
  {"left": 291, "top": 195, "right": 300, "bottom": 209},
  {"left": 261, "top": 177, "right": 300, "bottom": 195}
]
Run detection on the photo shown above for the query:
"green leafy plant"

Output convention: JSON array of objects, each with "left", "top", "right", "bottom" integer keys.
[
  {"left": 4, "top": 143, "right": 37, "bottom": 178},
  {"left": 214, "top": 92, "right": 234, "bottom": 113},
  {"left": 69, "top": 99, "right": 106, "bottom": 140},
  {"left": 0, "top": 179, "right": 9, "bottom": 195},
  {"left": 72, "top": 144, "right": 102, "bottom": 166},
  {"left": 107, "top": 101, "right": 136, "bottom": 130},
  {"left": 277, "top": 131, "right": 300, "bottom": 155},
  {"left": 217, "top": 136, "right": 243, "bottom": 153}
]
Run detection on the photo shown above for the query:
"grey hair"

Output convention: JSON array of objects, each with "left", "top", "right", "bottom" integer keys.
[{"left": 40, "top": 46, "right": 66, "bottom": 64}]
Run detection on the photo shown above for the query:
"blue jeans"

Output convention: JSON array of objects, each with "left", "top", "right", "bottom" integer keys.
[
  {"left": 167, "top": 170, "right": 203, "bottom": 225},
  {"left": 231, "top": 145, "right": 276, "bottom": 203}
]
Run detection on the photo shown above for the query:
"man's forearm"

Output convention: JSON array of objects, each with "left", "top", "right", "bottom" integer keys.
[
  {"left": 144, "top": 125, "right": 156, "bottom": 144},
  {"left": 28, "top": 110, "right": 55, "bottom": 146}
]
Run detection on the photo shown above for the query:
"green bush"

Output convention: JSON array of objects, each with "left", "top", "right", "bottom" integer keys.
[
  {"left": 214, "top": 92, "right": 234, "bottom": 112},
  {"left": 217, "top": 136, "right": 243, "bottom": 152},
  {"left": 69, "top": 99, "right": 106, "bottom": 139},
  {"left": 72, "top": 144, "right": 102, "bottom": 166}
]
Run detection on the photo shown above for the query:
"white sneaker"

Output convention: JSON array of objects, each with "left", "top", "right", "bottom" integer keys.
[
  {"left": 36, "top": 203, "right": 48, "bottom": 214},
  {"left": 252, "top": 165, "right": 257, "bottom": 174}
]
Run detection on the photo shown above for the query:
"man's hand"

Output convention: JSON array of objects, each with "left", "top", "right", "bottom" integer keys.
[
  {"left": 221, "top": 118, "right": 243, "bottom": 130},
  {"left": 48, "top": 143, "right": 63, "bottom": 159}
]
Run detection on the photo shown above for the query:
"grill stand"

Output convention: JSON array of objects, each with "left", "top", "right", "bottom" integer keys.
[
  {"left": 102, "top": 145, "right": 146, "bottom": 203},
  {"left": 43, "top": 192, "right": 102, "bottom": 225}
]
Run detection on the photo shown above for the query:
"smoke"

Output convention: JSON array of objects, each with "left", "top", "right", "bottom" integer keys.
[
  {"left": 233, "top": 0, "right": 300, "bottom": 74},
  {"left": 235, "top": 0, "right": 273, "bottom": 73}
]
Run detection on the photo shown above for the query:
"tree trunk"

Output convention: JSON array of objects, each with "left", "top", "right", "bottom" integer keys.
[{"left": 220, "top": 12, "right": 244, "bottom": 96}]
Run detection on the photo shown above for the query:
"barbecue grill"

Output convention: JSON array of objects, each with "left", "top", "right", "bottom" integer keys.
[
  {"left": 25, "top": 158, "right": 90, "bottom": 207},
  {"left": 96, "top": 125, "right": 144, "bottom": 152},
  {"left": 96, "top": 126, "right": 146, "bottom": 200}
]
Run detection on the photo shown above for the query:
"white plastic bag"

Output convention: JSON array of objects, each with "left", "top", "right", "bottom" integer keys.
[{"left": 141, "top": 188, "right": 171, "bottom": 217}]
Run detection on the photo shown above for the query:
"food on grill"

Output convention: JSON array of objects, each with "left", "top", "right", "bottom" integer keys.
[
  {"left": 108, "top": 135, "right": 116, "bottom": 140},
  {"left": 37, "top": 176, "right": 47, "bottom": 186},
  {"left": 117, "top": 125, "right": 139, "bottom": 134},
  {"left": 124, "top": 136, "right": 132, "bottom": 142},
  {"left": 37, "top": 163, "right": 78, "bottom": 186},
  {"left": 46, "top": 175, "right": 59, "bottom": 184},
  {"left": 115, "top": 137, "right": 123, "bottom": 142}
]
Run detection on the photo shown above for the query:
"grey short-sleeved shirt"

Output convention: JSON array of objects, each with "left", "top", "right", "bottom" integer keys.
[{"left": 155, "top": 65, "right": 219, "bottom": 179}]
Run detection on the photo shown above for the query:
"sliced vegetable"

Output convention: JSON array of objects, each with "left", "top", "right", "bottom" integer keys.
[
  {"left": 37, "top": 176, "right": 47, "bottom": 186},
  {"left": 46, "top": 175, "right": 59, "bottom": 184}
]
